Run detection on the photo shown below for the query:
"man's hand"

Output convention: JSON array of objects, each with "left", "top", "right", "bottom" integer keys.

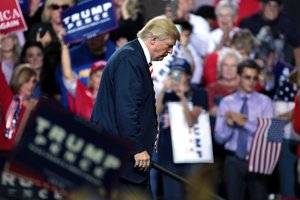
[
  {"left": 225, "top": 111, "right": 234, "bottom": 126},
  {"left": 134, "top": 151, "right": 151, "bottom": 171},
  {"left": 225, "top": 111, "right": 246, "bottom": 126},
  {"left": 231, "top": 112, "right": 247, "bottom": 126},
  {"left": 277, "top": 110, "right": 293, "bottom": 121}
]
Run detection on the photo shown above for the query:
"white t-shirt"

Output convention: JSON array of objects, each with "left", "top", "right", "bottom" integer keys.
[
  {"left": 208, "top": 27, "right": 240, "bottom": 53},
  {"left": 188, "top": 13, "right": 210, "bottom": 57}
]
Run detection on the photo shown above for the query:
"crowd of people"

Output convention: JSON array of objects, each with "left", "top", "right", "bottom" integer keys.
[{"left": 1, "top": 0, "right": 300, "bottom": 199}]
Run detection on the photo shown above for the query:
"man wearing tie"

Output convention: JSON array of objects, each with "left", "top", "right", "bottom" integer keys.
[
  {"left": 214, "top": 59, "right": 274, "bottom": 200},
  {"left": 90, "top": 16, "right": 179, "bottom": 197}
]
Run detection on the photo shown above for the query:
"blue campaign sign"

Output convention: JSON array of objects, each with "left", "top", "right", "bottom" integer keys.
[
  {"left": 0, "top": 171, "right": 63, "bottom": 200},
  {"left": 7, "top": 98, "right": 133, "bottom": 194},
  {"left": 18, "top": 0, "right": 30, "bottom": 14},
  {"left": 62, "top": 0, "right": 118, "bottom": 44}
]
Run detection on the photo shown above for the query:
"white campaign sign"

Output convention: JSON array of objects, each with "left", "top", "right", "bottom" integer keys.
[{"left": 168, "top": 102, "right": 214, "bottom": 163}]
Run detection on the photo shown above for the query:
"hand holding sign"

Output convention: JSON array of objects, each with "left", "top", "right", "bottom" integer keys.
[{"left": 61, "top": 0, "right": 118, "bottom": 44}]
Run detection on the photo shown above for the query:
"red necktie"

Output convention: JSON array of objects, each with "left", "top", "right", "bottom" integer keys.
[
  {"left": 149, "top": 62, "right": 153, "bottom": 79},
  {"left": 148, "top": 62, "right": 160, "bottom": 151}
]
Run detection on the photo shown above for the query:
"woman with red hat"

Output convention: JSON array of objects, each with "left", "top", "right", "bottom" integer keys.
[{"left": 59, "top": 33, "right": 106, "bottom": 120}]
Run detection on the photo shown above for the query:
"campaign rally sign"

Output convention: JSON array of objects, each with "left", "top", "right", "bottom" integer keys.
[
  {"left": 0, "top": 171, "right": 63, "bottom": 200},
  {"left": 168, "top": 102, "right": 214, "bottom": 163},
  {"left": 62, "top": 0, "right": 118, "bottom": 44},
  {"left": 0, "top": 0, "right": 27, "bottom": 33},
  {"left": 153, "top": 42, "right": 193, "bottom": 95},
  {"left": 5, "top": 98, "right": 133, "bottom": 194}
]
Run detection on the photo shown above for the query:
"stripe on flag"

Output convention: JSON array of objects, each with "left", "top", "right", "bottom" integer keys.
[{"left": 248, "top": 118, "right": 285, "bottom": 175}]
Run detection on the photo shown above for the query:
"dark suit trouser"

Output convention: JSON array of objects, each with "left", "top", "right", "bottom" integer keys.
[
  {"left": 116, "top": 176, "right": 153, "bottom": 199},
  {"left": 224, "top": 154, "right": 269, "bottom": 200}
]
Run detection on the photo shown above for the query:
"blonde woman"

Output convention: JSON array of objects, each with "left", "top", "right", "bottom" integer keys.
[
  {"left": 0, "top": 33, "right": 38, "bottom": 152},
  {"left": 110, "top": 0, "right": 144, "bottom": 48},
  {"left": 27, "top": 0, "right": 75, "bottom": 70},
  {"left": 0, "top": 61, "right": 37, "bottom": 151},
  {"left": 1, "top": 33, "right": 22, "bottom": 83}
]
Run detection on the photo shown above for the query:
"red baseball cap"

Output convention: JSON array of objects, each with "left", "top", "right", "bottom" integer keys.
[{"left": 90, "top": 60, "right": 106, "bottom": 73}]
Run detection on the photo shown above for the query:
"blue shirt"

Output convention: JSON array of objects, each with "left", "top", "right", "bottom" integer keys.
[{"left": 214, "top": 90, "right": 274, "bottom": 153}]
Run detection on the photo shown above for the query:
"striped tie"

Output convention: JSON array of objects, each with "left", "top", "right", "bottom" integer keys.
[{"left": 236, "top": 96, "right": 248, "bottom": 159}]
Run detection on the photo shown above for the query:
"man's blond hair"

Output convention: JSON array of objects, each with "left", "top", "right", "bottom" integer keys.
[{"left": 137, "top": 16, "right": 180, "bottom": 41}]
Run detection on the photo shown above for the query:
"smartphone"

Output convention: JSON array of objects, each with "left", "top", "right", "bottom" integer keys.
[
  {"left": 171, "top": 70, "right": 182, "bottom": 83},
  {"left": 37, "top": 27, "right": 47, "bottom": 37}
]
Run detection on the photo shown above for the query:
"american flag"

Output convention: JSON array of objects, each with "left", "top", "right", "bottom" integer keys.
[{"left": 248, "top": 118, "right": 285, "bottom": 175}]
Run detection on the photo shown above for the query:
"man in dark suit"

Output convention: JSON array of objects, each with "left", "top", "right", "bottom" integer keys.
[{"left": 90, "top": 16, "right": 180, "bottom": 196}]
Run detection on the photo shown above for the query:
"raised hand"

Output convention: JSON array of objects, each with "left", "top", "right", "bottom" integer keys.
[{"left": 36, "top": 29, "right": 52, "bottom": 47}]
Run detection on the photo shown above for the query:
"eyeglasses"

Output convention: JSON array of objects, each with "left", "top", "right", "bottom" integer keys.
[
  {"left": 223, "top": 63, "right": 237, "bottom": 68},
  {"left": 242, "top": 75, "right": 258, "bottom": 81},
  {"left": 50, "top": 4, "right": 69, "bottom": 10},
  {"left": 218, "top": 14, "right": 232, "bottom": 19}
]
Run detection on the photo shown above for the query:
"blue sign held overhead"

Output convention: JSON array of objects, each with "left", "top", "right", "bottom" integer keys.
[{"left": 62, "top": 0, "right": 118, "bottom": 44}]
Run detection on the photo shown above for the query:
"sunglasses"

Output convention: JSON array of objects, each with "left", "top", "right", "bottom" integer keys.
[
  {"left": 242, "top": 75, "right": 258, "bottom": 81},
  {"left": 50, "top": 4, "right": 69, "bottom": 10}
]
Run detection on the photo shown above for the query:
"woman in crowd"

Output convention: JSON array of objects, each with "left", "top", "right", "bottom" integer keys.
[
  {"left": 1, "top": 33, "right": 22, "bottom": 83},
  {"left": 208, "top": 0, "right": 239, "bottom": 53},
  {"left": 0, "top": 34, "right": 38, "bottom": 152},
  {"left": 206, "top": 48, "right": 242, "bottom": 118},
  {"left": 28, "top": 0, "right": 74, "bottom": 62},
  {"left": 110, "top": 0, "right": 144, "bottom": 48},
  {"left": 18, "top": 40, "right": 61, "bottom": 100},
  {"left": 203, "top": 29, "right": 256, "bottom": 86}
]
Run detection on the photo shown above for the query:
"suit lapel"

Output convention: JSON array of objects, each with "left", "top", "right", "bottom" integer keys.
[{"left": 128, "top": 39, "right": 157, "bottom": 119}]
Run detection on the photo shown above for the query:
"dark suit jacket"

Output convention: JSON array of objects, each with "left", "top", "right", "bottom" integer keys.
[{"left": 90, "top": 39, "right": 158, "bottom": 183}]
